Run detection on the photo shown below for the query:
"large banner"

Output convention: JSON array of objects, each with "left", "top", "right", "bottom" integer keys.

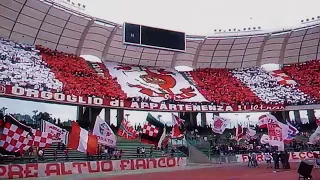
[
  {"left": 93, "top": 116, "right": 116, "bottom": 147},
  {"left": 42, "top": 120, "right": 68, "bottom": 145},
  {"left": 0, "top": 157, "right": 186, "bottom": 179},
  {"left": 236, "top": 151, "right": 319, "bottom": 163},
  {"left": 0, "top": 85, "right": 285, "bottom": 112},
  {"left": 105, "top": 62, "right": 207, "bottom": 103}
]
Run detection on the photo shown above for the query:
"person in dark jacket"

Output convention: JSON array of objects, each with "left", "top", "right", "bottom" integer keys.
[
  {"left": 284, "top": 151, "right": 290, "bottom": 169},
  {"left": 272, "top": 151, "right": 280, "bottom": 169}
]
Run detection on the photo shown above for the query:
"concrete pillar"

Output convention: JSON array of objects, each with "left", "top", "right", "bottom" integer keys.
[
  {"left": 293, "top": 110, "right": 302, "bottom": 124},
  {"left": 201, "top": 113, "right": 207, "bottom": 127},
  {"left": 307, "top": 109, "right": 316, "bottom": 124},
  {"left": 282, "top": 111, "right": 290, "bottom": 121},
  {"left": 76, "top": 106, "right": 84, "bottom": 120},
  {"left": 87, "top": 107, "right": 93, "bottom": 130},
  {"left": 116, "top": 109, "right": 124, "bottom": 127},
  {"left": 190, "top": 112, "right": 198, "bottom": 127},
  {"left": 104, "top": 108, "right": 111, "bottom": 125}
]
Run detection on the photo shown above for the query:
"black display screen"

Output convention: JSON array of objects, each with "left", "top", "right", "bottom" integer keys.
[
  {"left": 123, "top": 23, "right": 186, "bottom": 52},
  {"left": 124, "top": 23, "right": 141, "bottom": 44},
  {"left": 141, "top": 26, "right": 185, "bottom": 51}
]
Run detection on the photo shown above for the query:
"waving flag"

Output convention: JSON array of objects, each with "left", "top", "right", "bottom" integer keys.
[
  {"left": 118, "top": 119, "right": 138, "bottom": 139},
  {"left": 0, "top": 115, "right": 54, "bottom": 152},
  {"left": 284, "top": 120, "right": 299, "bottom": 143},
  {"left": 93, "top": 116, "right": 116, "bottom": 147},
  {"left": 266, "top": 114, "right": 289, "bottom": 151},
  {"left": 235, "top": 124, "right": 243, "bottom": 141},
  {"left": 212, "top": 116, "right": 230, "bottom": 134},
  {"left": 42, "top": 120, "right": 68, "bottom": 144},
  {"left": 257, "top": 114, "right": 269, "bottom": 128},
  {"left": 141, "top": 113, "right": 165, "bottom": 147},
  {"left": 0, "top": 115, "right": 33, "bottom": 152},
  {"left": 260, "top": 134, "right": 270, "bottom": 144},
  {"left": 246, "top": 127, "right": 256, "bottom": 139},
  {"left": 31, "top": 129, "right": 54, "bottom": 148},
  {"left": 68, "top": 121, "right": 98, "bottom": 155},
  {"left": 309, "top": 119, "right": 320, "bottom": 144},
  {"left": 171, "top": 114, "right": 185, "bottom": 139}
]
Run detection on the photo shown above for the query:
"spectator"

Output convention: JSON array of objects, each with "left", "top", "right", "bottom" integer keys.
[
  {"left": 64, "top": 149, "right": 69, "bottom": 161},
  {"left": 119, "top": 149, "right": 123, "bottom": 159},
  {"left": 28, "top": 146, "right": 33, "bottom": 156},
  {"left": 149, "top": 146, "right": 153, "bottom": 157},
  {"left": 136, "top": 147, "right": 140, "bottom": 158},
  {"left": 38, "top": 148, "right": 44, "bottom": 161},
  {"left": 53, "top": 149, "right": 57, "bottom": 161},
  {"left": 141, "top": 147, "right": 146, "bottom": 157}
]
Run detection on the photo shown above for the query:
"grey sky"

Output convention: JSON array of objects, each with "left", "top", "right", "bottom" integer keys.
[{"left": 77, "top": 0, "right": 320, "bottom": 35}]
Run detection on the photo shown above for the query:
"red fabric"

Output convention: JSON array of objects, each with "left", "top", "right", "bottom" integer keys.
[
  {"left": 68, "top": 122, "right": 98, "bottom": 155},
  {"left": 31, "top": 129, "right": 53, "bottom": 148},
  {"left": 192, "top": 68, "right": 262, "bottom": 105}
]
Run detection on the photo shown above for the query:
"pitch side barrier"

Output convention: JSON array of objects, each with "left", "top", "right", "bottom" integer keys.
[{"left": 0, "top": 157, "right": 187, "bottom": 179}]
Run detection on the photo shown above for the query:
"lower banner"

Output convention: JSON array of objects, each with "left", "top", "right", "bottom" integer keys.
[
  {"left": 0, "top": 157, "right": 187, "bottom": 179},
  {"left": 236, "top": 151, "right": 319, "bottom": 163}
]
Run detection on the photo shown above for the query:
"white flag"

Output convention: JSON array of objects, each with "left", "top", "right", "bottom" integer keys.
[
  {"left": 260, "top": 134, "right": 270, "bottom": 144},
  {"left": 212, "top": 116, "right": 230, "bottom": 134},
  {"left": 93, "top": 116, "right": 117, "bottom": 147},
  {"left": 246, "top": 127, "right": 256, "bottom": 137},
  {"left": 42, "top": 120, "right": 68, "bottom": 145},
  {"left": 309, "top": 126, "right": 320, "bottom": 144},
  {"left": 266, "top": 114, "right": 288, "bottom": 151}
]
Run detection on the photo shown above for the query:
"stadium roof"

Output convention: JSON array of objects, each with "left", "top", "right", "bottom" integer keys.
[{"left": 1, "top": 0, "right": 320, "bottom": 69}]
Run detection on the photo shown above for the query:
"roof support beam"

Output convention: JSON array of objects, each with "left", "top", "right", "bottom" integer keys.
[
  {"left": 101, "top": 25, "right": 120, "bottom": 62},
  {"left": 75, "top": 19, "right": 95, "bottom": 56},
  {"left": 192, "top": 39, "right": 206, "bottom": 69}
]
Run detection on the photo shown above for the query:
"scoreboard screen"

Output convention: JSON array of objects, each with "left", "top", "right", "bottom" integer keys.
[{"left": 123, "top": 22, "right": 186, "bottom": 52}]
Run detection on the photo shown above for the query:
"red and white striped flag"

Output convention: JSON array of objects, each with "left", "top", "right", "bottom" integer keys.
[{"left": 68, "top": 121, "right": 98, "bottom": 155}]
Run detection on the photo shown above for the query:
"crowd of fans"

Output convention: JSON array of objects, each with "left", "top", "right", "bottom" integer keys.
[
  {"left": 1, "top": 38, "right": 320, "bottom": 107},
  {"left": 0, "top": 38, "right": 63, "bottom": 91},
  {"left": 37, "top": 45, "right": 126, "bottom": 99},
  {"left": 283, "top": 60, "right": 320, "bottom": 103},
  {"left": 193, "top": 68, "right": 262, "bottom": 105},
  {"left": 232, "top": 67, "right": 313, "bottom": 105}
]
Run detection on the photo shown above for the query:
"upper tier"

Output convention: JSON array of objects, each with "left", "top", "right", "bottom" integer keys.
[
  {"left": 1, "top": 37, "right": 319, "bottom": 113},
  {"left": 0, "top": 0, "right": 320, "bottom": 69}
]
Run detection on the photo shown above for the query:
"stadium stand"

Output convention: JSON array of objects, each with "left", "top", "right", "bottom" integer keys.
[
  {"left": 0, "top": 37, "right": 319, "bottom": 107},
  {"left": 192, "top": 68, "right": 262, "bottom": 105},
  {"left": 0, "top": 38, "right": 63, "bottom": 91},
  {"left": 232, "top": 67, "right": 313, "bottom": 105},
  {"left": 36, "top": 45, "right": 127, "bottom": 99},
  {"left": 282, "top": 60, "right": 320, "bottom": 103}
]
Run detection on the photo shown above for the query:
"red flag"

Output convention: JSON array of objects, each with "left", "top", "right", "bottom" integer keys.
[
  {"left": 0, "top": 115, "right": 33, "bottom": 152},
  {"left": 118, "top": 119, "right": 138, "bottom": 139},
  {"left": 171, "top": 114, "right": 185, "bottom": 139},
  {"left": 32, "top": 129, "right": 54, "bottom": 148},
  {"left": 235, "top": 124, "right": 243, "bottom": 141}
]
